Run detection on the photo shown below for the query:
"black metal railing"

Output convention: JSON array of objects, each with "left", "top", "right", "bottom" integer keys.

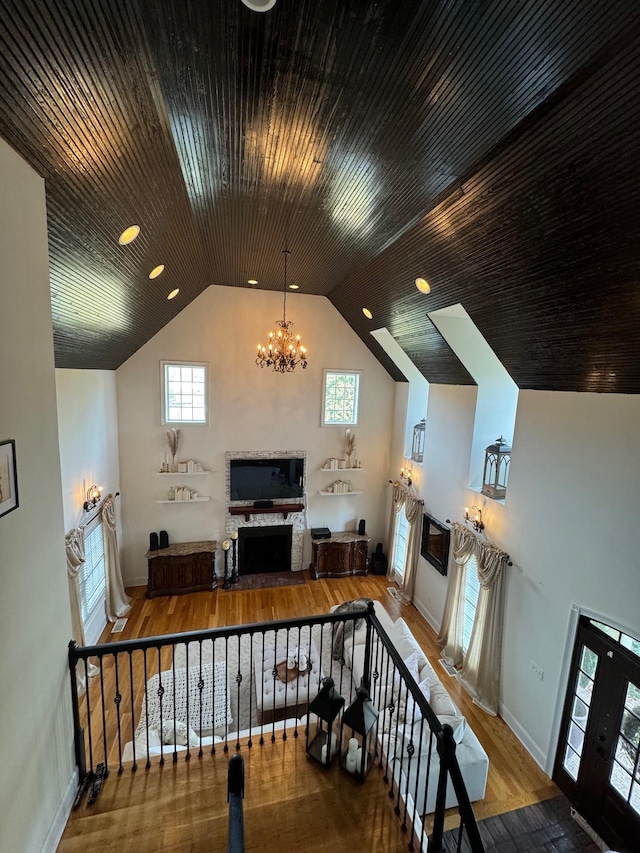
[{"left": 68, "top": 604, "right": 485, "bottom": 853}]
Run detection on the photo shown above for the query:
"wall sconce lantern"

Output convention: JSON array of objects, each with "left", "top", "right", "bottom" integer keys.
[
  {"left": 339, "top": 686, "right": 379, "bottom": 782},
  {"left": 306, "top": 677, "right": 345, "bottom": 768},
  {"left": 411, "top": 419, "right": 426, "bottom": 463},
  {"left": 464, "top": 506, "right": 485, "bottom": 532},
  {"left": 481, "top": 436, "right": 512, "bottom": 500},
  {"left": 83, "top": 484, "right": 103, "bottom": 512},
  {"left": 400, "top": 463, "right": 412, "bottom": 487}
]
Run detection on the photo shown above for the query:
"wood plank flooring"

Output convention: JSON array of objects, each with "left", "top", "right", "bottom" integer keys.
[{"left": 57, "top": 572, "right": 559, "bottom": 852}]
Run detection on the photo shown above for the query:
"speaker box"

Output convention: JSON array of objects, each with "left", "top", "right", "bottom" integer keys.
[
  {"left": 149, "top": 532, "right": 159, "bottom": 552},
  {"left": 358, "top": 518, "right": 366, "bottom": 535},
  {"left": 159, "top": 529, "right": 169, "bottom": 549}
]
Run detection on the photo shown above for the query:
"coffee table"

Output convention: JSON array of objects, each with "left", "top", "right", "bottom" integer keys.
[{"left": 254, "top": 638, "right": 323, "bottom": 724}]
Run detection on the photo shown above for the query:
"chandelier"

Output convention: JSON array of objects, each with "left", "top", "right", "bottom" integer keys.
[{"left": 256, "top": 250, "right": 308, "bottom": 372}]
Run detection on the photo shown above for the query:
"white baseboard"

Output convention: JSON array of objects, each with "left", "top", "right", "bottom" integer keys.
[
  {"left": 40, "top": 769, "right": 78, "bottom": 853},
  {"left": 127, "top": 573, "right": 148, "bottom": 587},
  {"left": 499, "top": 701, "right": 548, "bottom": 772},
  {"left": 411, "top": 597, "right": 440, "bottom": 635}
]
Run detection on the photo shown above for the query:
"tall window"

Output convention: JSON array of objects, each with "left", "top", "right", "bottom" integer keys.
[
  {"left": 162, "top": 361, "right": 208, "bottom": 424},
  {"left": 391, "top": 511, "right": 409, "bottom": 580},
  {"left": 322, "top": 370, "right": 360, "bottom": 425},
  {"left": 462, "top": 554, "right": 480, "bottom": 654},
  {"left": 79, "top": 522, "right": 106, "bottom": 623}
]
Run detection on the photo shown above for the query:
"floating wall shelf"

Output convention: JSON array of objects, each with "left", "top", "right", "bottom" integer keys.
[
  {"left": 318, "top": 490, "right": 363, "bottom": 496},
  {"left": 156, "top": 471, "right": 210, "bottom": 476},
  {"left": 156, "top": 497, "right": 210, "bottom": 503}
]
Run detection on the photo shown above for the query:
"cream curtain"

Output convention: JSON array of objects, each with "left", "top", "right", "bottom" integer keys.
[
  {"left": 394, "top": 492, "right": 424, "bottom": 605},
  {"left": 458, "top": 541, "right": 506, "bottom": 715},
  {"left": 386, "top": 482, "right": 406, "bottom": 583},
  {"left": 437, "top": 522, "right": 508, "bottom": 715},
  {"left": 436, "top": 523, "right": 476, "bottom": 666},
  {"left": 102, "top": 494, "right": 131, "bottom": 622},
  {"left": 65, "top": 527, "right": 98, "bottom": 689}
]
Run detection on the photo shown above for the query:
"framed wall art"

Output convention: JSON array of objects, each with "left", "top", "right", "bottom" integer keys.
[{"left": 0, "top": 439, "right": 19, "bottom": 518}]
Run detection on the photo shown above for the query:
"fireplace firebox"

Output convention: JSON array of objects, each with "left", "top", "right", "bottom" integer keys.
[{"left": 238, "top": 525, "right": 293, "bottom": 575}]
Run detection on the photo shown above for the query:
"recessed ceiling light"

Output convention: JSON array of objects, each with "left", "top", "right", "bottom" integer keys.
[
  {"left": 247, "top": 279, "right": 258, "bottom": 285},
  {"left": 415, "top": 277, "right": 431, "bottom": 294},
  {"left": 149, "top": 264, "right": 165, "bottom": 279},
  {"left": 362, "top": 307, "right": 373, "bottom": 319},
  {"left": 167, "top": 288, "right": 180, "bottom": 300},
  {"left": 118, "top": 225, "right": 140, "bottom": 245},
  {"left": 289, "top": 283, "right": 299, "bottom": 290}
]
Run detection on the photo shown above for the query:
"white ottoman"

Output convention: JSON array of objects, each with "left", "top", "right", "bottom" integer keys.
[{"left": 254, "top": 639, "right": 323, "bottom": 724}]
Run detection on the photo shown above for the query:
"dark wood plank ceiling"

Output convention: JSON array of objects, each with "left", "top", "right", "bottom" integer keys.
[{"left": 0, "top": 0, "right": 638, "bottom": 391}]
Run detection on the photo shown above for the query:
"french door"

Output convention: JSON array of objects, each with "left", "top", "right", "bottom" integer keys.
[{"left": 554, "top": 616, "right": 640, "bottom": 851}]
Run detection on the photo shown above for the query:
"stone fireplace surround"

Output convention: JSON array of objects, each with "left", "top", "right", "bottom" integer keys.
[{"left": 225, "top": 451, "right": 307, "bottom": 573}]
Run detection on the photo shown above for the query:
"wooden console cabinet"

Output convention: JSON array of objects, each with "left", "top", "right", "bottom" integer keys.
[
  {"left": 145, "top": 540, "right": 217, "bottom": 597},
  {"left": 310, "top": 532, "right": 369, "bottom": 580}
]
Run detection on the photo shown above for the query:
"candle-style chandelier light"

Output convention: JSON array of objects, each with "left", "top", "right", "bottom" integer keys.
[{"left": 255, "top": 250, "right": 308, "bottom": 373}]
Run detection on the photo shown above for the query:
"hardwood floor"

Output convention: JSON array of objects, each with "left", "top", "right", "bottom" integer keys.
[{"left": 57, "top": 572, "right": 558, "bottom": 852}]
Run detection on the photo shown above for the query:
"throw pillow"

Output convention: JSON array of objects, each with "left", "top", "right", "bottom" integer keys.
[{"left": 160, "top": 719, "right": 199, "bottom": 747}]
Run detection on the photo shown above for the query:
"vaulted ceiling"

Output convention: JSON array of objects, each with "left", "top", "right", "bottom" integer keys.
[{"left": 0, "top": 0, "right": 639, "bottom": 391}]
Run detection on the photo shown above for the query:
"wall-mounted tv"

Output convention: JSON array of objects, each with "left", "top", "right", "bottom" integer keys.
[
  {"left": 421, "top": 513, "right": 450, "bottom": 576},
  {"left": 229, "top": 458, "right": 304, "bottom": 501}
]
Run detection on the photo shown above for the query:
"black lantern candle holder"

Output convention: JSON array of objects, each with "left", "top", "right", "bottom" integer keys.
[
  {"left": 230, "top": 530, "right": 239, "bottom": 583},
  {"left": 222, "top": 539, "right": 232, "bottom": 589},
  {"left": 306, "top": 677, "right": 345, "bottom": 768},
  {"left": 339, "top": 686, "right": 379, "bottom": 782},
  {"left": 481, "top": 435, "right": 511, "bottom": 500}
]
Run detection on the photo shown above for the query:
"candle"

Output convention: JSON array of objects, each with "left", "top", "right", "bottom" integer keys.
[
  {"left": 222, "top": 540, "right": 230, "bottom": 551},
  {"left": 320, "top": 744, "right": 328, "bottom": 763},
  {"left": 230, "top": 530, "right": 238, "bottom": 540},
  {"left": 356, "top": 747, "right": 364, "bottom": 772},
  {"left": 346, "top": 753, "right": 357, "bottom": 774},
  {"left": 348, "top": 737, "right": 358, "bottom": 757}
]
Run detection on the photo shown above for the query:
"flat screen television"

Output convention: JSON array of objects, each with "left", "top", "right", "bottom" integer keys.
[
  {"left": 229, "top": 458, "right": 304, "bottom": 501},
  {"left": 421, "top": 513, "right": 450, "bottom": 576}
]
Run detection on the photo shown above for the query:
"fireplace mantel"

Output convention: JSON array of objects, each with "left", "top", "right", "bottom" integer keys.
[{"left": 229, "top": 503, "right": 305, "bottom": 522}]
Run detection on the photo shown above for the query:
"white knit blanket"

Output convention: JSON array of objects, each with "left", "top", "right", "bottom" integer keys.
[{"left": 134, "top": 661, "right": 231, "bottom": 740}]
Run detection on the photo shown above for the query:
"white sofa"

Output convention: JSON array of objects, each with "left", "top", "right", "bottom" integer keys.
[{"left": 341, "top": 600, "right": 489, "bottom": 814}]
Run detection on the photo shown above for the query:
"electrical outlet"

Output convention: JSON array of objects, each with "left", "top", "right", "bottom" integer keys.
[{"left": 530, "top": 659, "right": 544, "bottom": 680}]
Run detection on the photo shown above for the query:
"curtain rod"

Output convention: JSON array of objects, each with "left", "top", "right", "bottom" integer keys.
[
  {"left": 387, "top": 480, "right": 425, "bottom": 504},
  {"left": 79, "top": 491, "right": 120, "bottom": 529},
  {"left": 446, "top": 518, "right": 512, "bottom": 565}
]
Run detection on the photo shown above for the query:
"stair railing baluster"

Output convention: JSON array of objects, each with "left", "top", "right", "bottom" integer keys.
[
  {"left": 128, "top": 651, "right": 136, "bottom": 771},
  {"left": 142, "top": 649, "right": 150, "bottom": 769}
]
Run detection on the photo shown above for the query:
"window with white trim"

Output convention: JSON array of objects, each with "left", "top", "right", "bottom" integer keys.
[
  {"left": 391, "top": 511, "right": 409, "bottom": 580},
  {"left": 79, "top": 522, "right": 106, "bottom": 624},
  {"left": 322, "top": 370, "right": 360, "bottom": 425},
  {"left": 462, "top": 554, "right": 480, "bottom": 655},
  {"left": 162, "top": 361, "right": 208, "bottom": 425}
]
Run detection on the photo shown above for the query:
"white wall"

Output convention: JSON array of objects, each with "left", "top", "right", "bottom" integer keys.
[
  {"left": 116, "top": 285, "right": 396, "bottom": 585},
  {"left": 55, "top": 370, "right": 121, "bottom": 532},
  {"left": 56, "top": 369, "right": 121, "bottom": 642},
  {"left": 401, "top": 383, "right": 640, "bottom": 772},
  {"left": 0, "top": 139, "right": 75, "bottom": 852}
]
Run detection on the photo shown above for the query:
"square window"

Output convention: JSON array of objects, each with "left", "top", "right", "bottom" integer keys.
[
  {"left": 322, "top": 370, "right": 360, "bottom": 425},
  {"left": 162, "top": 361, "right": 208, "bottom": 424}
]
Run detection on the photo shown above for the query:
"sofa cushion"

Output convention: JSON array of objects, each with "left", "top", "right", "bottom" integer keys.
[{"left": 390, "top": 618, "right": 429, "bottom": 673}]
